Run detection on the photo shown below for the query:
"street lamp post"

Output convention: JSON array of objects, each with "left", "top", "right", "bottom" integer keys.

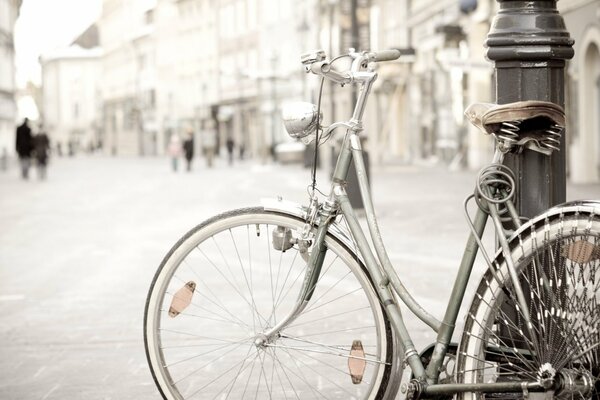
[
  {"left": 486, "top": 0, "right": 574, "bottom": 348},
  {"left": 486, "top": 0, "right": 574, "bottom": 217}
]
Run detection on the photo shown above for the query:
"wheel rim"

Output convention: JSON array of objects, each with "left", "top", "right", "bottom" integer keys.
[
  {"left": 145, "top": 211, "right": 391, "bottom": 399},
  {"left": 458, "top": 218, "right": 600, "bottom": 399}
]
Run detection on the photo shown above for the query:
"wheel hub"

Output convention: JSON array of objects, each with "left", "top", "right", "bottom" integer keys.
[
  {"left": 554, "top": 368, "right": 596, "bottom": 399},
  {"left": 253, "top": 334, "right": 269, "bottom": 349}
]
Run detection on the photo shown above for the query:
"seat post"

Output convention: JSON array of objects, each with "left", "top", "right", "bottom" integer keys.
[{"left": 486, "top": 0, "right": 574, "bottom": 218}]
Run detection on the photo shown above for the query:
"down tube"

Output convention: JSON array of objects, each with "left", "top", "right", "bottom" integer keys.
[
  {"left": 424, "top": 206, "right": 488, "bottom": 381},
  {"left": 336, "top": 187, "right": 427, "bottom": 381}
]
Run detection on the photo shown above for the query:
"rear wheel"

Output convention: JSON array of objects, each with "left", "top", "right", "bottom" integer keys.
[
  {"left": 144, "top": 207, "right": 396, "bottom": 399},
  {"left": 457, "top": 211, "right": 600, "bottom": 399}
]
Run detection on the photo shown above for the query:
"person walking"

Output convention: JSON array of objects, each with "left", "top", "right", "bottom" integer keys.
[
  {"left": 15, "top": 118, "right": 33, "bottom": 179},
  {"left": 183, "top": 129, "right": 195, "bottom": 172},
  {"left": 202, "top": 121, "right": 217, "bottom": 168},
  {"left": 167, "top": 134, "right": 182, "bottom": 172},
  {"left": 33, "top": 128, "right": 50, "bottom": 180},
  {"left": 225, "top": 137, "right": 235, "bottom": 166}
]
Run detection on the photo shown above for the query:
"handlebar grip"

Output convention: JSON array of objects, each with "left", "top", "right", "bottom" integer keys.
[{"left": 370, "top": 49, "right": 401, "bottom": 62}]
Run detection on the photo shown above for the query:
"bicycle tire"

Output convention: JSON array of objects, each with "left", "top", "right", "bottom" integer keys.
[
  {"left": 144, "top": 207, "right": 395, "bottom": 399},
  {"left": 457, "top": 206, "right": 600, "bottom": 399}
]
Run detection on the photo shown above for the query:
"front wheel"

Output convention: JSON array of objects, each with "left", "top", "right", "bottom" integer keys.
[
  {"left": 457, "top": 210, "right": 600, "bottom": 399},
  {"left": 144, "top": 207, "right": 396, "bottom": 399}
]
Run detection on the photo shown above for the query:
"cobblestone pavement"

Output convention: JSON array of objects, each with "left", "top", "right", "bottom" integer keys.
[{"left": 1, "top": 155, "right": 599, "bottom": 399}]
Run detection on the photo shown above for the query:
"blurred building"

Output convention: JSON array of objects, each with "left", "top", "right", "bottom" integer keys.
[
  {"left": 363, "top": 0, "right": 412, "bottom": 164},
  {"left": 86, "top": 0, "right": 600, "bottom": 182},
  {"left": 39, "top": 26, "right": 102, "bottom": 154},
  {"left": 0, "top": 0, "right": 21, "bottom": 157},
  {"left": 561, "top": 0, "right": 600, "bottom": 183},
  {"left": 99, "top": 0, "right": 156, "bottom": 156}
]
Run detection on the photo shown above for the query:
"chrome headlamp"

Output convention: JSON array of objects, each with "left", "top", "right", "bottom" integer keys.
[{"left": 281, "top": 102, "right": 320, "bottom": 144}]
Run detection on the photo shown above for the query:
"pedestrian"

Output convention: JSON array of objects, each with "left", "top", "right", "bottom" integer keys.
[
  {"left": 226, "top": 137, "right": 235, "bottom": 166},
  {"left": 183, "top": 129, "right": 194, "bottom": 172},
  {"left": 33, "top": 128, "right": 50, "bottom": 180},
  {"left": 15, "top": 118, "right": 33, "bottom": 179},
  {"left": 202, "top": 121, "right": 217, "bottom": 168},
  {"left": 167, "top": 134, "right": 182, "bottom": 172},
  {"left": 1, "top": 147, "right": 7, "bottom": 171}
]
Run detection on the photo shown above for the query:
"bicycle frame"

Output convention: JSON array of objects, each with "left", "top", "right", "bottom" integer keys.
[{"left": 268, "top": 51, "right": 546, "bottom": 396}]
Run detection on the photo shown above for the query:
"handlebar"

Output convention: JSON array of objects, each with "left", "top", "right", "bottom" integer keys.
[{"left": 303, "top": 48, "right": 404, "bottom": 85}]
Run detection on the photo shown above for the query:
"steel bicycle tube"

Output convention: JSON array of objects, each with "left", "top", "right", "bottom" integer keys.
[
  {"left": 486, "top": 188, "right": 540, "bottom": 351},
  {"left": 422, "top": 380, "right": 544, "bottom": 396},
  {"left": 336, "top": 186, "right": 427, "bottom": 380},
  {"left": 425, "top": 205, "right": 488, "bottom": 381},
  {"left": 331, "top": 133, "right": 427, "bottom": 379},
  {"left": 331, "top": 133, "right": 353, "bottom": 183},
  {"left": 349, "top": 134, "right": 442, "bottom": 333}
]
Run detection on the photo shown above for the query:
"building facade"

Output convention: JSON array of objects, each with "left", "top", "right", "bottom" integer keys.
[
  {"left": 40, "top": 44, "right": 102, "bottom": 154},
  {"left": 0, "top": 0, "right": 21, "bottom": 157},
  {"left": 87, "top": 0, "right": 600, "bottom": 183},
  {"left": 561, "top": 0, "right": 600, "bottom": 183},
  {"left": 99, "top": 0, "right": 157, "bottom": 155}
]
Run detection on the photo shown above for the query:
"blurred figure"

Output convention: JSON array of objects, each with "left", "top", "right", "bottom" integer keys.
[
  {"left": 1, "top": 147, "right": 7, "bottom": 171},
  {"left": 183, "top": 129, "right": 195, "bottom": 172},
  {"left": 167, "top": 134, "right": 182, "bottom": 172},
  {"left": 226, "top": 137, "right": 235, "bottom": 166},
  {"left": 33, "top": 128, "right": 50, "bottom": 180},
  {"left": 15, "top": 118, "right": 33, "bottom": 180},
  {"left": 202, "top": 120, "right": 217, "bottom": 168}
]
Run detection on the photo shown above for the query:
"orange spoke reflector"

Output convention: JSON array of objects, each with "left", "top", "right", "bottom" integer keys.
[
  {"left": 563, "top": 241, "right": 600, "bottom": 264},
  {"left": 168, "top": 281, "right": 196, "bottom": 318},
  {"left": 348, "top": 340, "right": 366, "bottom": 384}
]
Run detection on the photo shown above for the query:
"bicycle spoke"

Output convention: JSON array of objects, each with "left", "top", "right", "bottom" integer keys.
[
  {"left": 285, "top": 305, "right": 373, "bottom": 330},
  {"left": 281, "top": 334, "right": 380, "bottom": 359},
  {"left": 172, "top": 341, "right": 253, "bottom": 386},
  {"left": 267, "top": 342, "right": 386, "bottom": 367},
  {"left": 277, "top": 345, "right": 357, "bottom": 398}
]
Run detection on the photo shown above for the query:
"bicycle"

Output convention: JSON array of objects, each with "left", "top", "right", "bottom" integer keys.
[{"left": 144, "top": 48, "right": 600, "bottom": 399}]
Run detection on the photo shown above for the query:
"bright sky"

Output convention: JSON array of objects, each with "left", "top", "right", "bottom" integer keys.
[{"left": 14, "top": 0, "right": 103, "bottom": 88}]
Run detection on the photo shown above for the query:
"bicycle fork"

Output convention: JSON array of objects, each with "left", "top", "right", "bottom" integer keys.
[{"left": 260, "top": 202, "right": 335, "bottom": 342}]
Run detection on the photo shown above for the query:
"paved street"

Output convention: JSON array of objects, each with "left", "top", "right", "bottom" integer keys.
[{"left": 1, "top": 154, "right": 599, "bottom": 399}]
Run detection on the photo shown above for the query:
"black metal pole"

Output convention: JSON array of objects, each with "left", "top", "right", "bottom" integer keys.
[
  {"left": 344, "top": 0, "right": 368, "bottom": 211},
  {"left": 486, "top": 0, "right": 574, "bottom": 217}
]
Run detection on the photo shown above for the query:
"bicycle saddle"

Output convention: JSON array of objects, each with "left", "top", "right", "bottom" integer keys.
[
  {"left": 465, "top": 101, "right": 565, "bottom": 134},
  {"left": 465, "top": 101, "right": 565, "bottom": 154}
]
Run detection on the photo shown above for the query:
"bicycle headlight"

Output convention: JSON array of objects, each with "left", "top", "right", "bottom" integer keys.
[{"left": 281, "top": 102, "right": 320, "bottom": 143}]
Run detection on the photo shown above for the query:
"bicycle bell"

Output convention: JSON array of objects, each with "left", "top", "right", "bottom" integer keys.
[{"left": 281, "top": 102, "right": 321, "bottom": 143}]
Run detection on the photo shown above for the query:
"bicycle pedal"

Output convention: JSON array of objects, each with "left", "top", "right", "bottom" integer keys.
[{"left": 168, "top": 281, "right": 196, "bottom": 318}]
